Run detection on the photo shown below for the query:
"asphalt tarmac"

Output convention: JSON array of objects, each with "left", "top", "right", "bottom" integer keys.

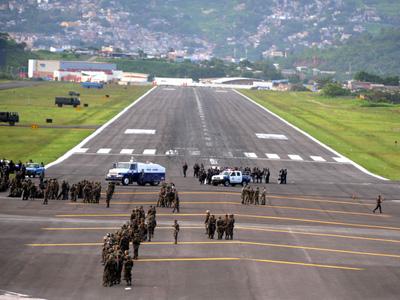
[{"left": 1, "top": 87, "right": 400, "bottom": 300}]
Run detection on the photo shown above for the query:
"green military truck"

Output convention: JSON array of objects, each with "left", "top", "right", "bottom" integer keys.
[
  {"left": 55, "top": 96, "right": 81, "bottom": 107},
  {"left": 0, "top": 112, "right": 19, "bottom": 126}
]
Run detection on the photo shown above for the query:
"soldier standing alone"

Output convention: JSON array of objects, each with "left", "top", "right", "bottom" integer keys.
[
  {"left": 106, "top": 182, "right": 115, "bottom": 208},
  {"left": 173, "top": 220, "right": 180, "bottom": 244},
  {"left": 182, "top": 162, "right": 188, "bottom": 177}
]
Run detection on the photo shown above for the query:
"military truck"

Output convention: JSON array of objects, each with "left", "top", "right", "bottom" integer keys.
[
  {"left": 55, "top": 97, "right": 81, "bottom": 107},
  {"left": 0, "top": 112, "right": 19, "bottom": 126},
  {"left": 68, "top": 91, "right": 80, "bottom": 96}
]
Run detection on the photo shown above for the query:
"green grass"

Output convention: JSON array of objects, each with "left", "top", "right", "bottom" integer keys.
[
  {"left": 240, "top": 90, "right": 400, "bottom": 180},
  {"left": 0, "top": 82, "right": 151, "bottom": 164}
]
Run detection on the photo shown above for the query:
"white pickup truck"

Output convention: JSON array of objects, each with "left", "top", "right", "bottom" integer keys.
[{"left": 211, "top": 170, "right": 251, "bottom": 186}]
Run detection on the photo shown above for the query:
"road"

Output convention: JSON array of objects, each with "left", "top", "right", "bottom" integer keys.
[
  {"left": 0, "top": 81, "right": 44, "bottom": 91},
  {"left": 1, "top": 86, "right": 400, "bottom": 300}
]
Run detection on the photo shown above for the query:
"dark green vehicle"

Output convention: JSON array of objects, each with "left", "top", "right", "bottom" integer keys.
[
  {"left": 0, "top": 112, "right": 19, "bottom": 126},
  {"left": 55, "top": 96, "right": 81, "bottom": 107}
]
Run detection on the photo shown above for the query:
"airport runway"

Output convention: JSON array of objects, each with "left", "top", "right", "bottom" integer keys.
[
  {"left": 0, "top": 81, "right": 44, "bottom": 90},
  {"left": 1, "top": 87, "right": 400, "bottom": 299}
]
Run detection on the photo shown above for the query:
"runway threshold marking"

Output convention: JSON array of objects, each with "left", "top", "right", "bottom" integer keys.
[
  {"left": 26, "top": 240, "right": 400, "bottom": 259},
  {"left": 42, "top": 225, "right": 400, "bottom": 244},
  {"left": 55, "top": 213, "right": 399, "bottom": 232}
]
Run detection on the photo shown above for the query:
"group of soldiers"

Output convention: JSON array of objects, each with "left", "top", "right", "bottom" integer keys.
[
  {"left": 157, "top": 182, "right": 180, "bottom": 213},
  {"left": 241, "top": 185, "right": 269, "bottom": 205},
  {"left": 278, "top": 169, "right": 288, "bottom": 184},
  {"left": 191, "top": 163, "right": 275, "bottom": 185},
  {"left": 102, "top": 205, "right": 158, "bottom": 287},
  {"left": 204, "top": 211, "right": 235, "bottom": 240},
  {"left": 42, "top": 179, "right": 104, "bottom": 205}
]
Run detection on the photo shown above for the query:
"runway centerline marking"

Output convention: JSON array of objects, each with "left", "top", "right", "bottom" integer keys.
[{"left": 54, "top": 213, "right": 399, "bottom": 231}]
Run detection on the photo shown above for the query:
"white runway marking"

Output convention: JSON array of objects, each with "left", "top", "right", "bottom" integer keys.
[
  {"left": 210, "top": 158, "right": 218, "bottom": 165},
  {"left": 45, "top": 87, "right": 156, "bottom": 170},
  {"left": 163, "top": 88, "right": 176, "bottom": 91},
  {"left": 310, "top": 155, "right": 326, "bottom": 162},
  {"left": 236, "top": 90, "right": 388, "bottom": 181},
  {"left": 74, "top": 148, "right": 89, "bottom": 153},
  {"left": 256, "top": 133, "right": 288, "bottom": 140},
  {"left": 333, "top": 157, "right": 351, "bottom": 163},
  {"left": 244, "top": 152, "right": 258, "bottom": 158},
  {"left": 288, "top": 154, "right": 303, "bottom": 161},
  {"left": 215, "top": 90, "right": 228, "bottom": 93},
  {"left": 120, "top": 149, "right": 134, "bottom": 154},
  {"left": 190, "top": 150, "right": 201, "bottom": 156},
  {"left": 266, "top": 153, "right": 280, "bottom": 159},
  {"left": 97, "top": 148, "right": 111, "bottom": 154},
  {"left": 143, "top": 149, "right": 156, "bottom": 155},
  {"left": 166, "top": 149, "right": 179, "bottom": 156},
  {"left": 124, "top": 129, "right": 156, "bottom": 135}
]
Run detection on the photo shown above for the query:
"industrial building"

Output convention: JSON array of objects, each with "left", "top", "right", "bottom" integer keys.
[{"left": 28, "top": 59, "right": 119, "bottom": 83}]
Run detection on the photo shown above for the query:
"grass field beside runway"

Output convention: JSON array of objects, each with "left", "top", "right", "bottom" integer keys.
[
  {"left": 0, "top": 82, "right": 150, "bottom": 163},
  {"left": 241, "top": 90, "right": 400, "bottom": 180}
]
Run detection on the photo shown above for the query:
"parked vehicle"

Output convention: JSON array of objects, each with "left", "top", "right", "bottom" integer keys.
[
  {"left": 55, "top": 97, "right": 81, "bottom": 107},
  {"left": 25, "top": 163, "right": 45, "bottom": 178},
  {"left": 81, "top": 82, "right": 103, "bottom": 89},
  {"left": 106, "top": 159, "right": 165, "bottom": 186},
  {"left": 0, "top": 112, "right": 19, "bottom": 126},
  {"left": 211, "top": 170, "right": 251, "bottom": 186}
]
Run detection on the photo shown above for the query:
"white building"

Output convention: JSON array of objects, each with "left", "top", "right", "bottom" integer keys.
[
  {"left": 118, "top": 72, "right": 148, "bottom": 85},
  {"left": 153, "top": 77, "right": 193, "bottom": 86}
]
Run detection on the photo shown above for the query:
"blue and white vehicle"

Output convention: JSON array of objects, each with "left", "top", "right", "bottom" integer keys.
[
  {"left": 211, "top": 170, "right": 251, "bottom": 186},
  {"left": 26, "top": 163, "right": 45, "bottom": 178},
  {"left": 106, "top": 159, "right": 165, "bottom": 186}
]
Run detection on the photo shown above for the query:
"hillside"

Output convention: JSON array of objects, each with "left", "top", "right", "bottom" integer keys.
[
  {"left": 2, "top": 0, "right": 400, "bottom": 61},
  {"left": 0, "top": 32, "right": 34, "bottom": 77},
  {"left": 290, "top": 28, "right": 400, "bottom": 77}
]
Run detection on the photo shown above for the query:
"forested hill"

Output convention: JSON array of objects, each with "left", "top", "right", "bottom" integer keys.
[
  {"left": 1, "top": 0, "right": 400, "bottom": 60},
  {"left": 0, "top": 33, "right": 33, "bottom": 73},
  {"left": 290, "top": 28, "right": 400, "bottom": 77}
]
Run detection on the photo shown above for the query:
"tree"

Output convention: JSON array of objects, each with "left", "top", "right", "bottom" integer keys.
[{"left": 321, "top": 83, "right": 350, "bottom": 97}]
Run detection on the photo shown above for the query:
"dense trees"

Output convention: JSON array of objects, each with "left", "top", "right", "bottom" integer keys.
[{"left": 354, "top": 71, "right": 399, "bottom": 86}]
